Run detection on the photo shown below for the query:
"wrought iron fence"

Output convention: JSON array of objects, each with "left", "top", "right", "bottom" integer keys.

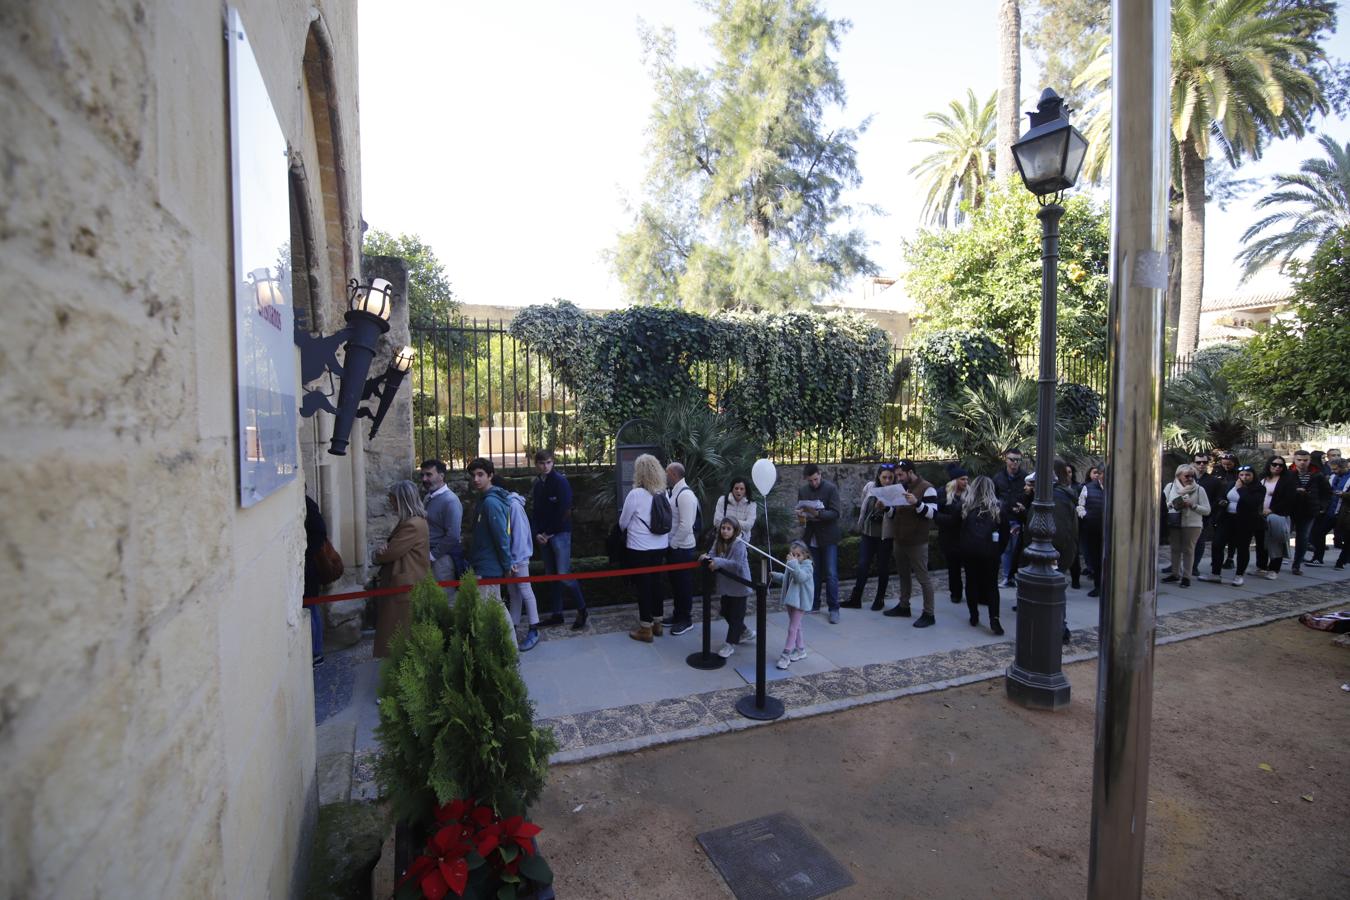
[{"left": 409, "top": 320, "right": 1203, "bottom": 471}]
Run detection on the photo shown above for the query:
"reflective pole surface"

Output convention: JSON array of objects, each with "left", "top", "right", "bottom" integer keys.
[
  {"left": 1088, "top": 0, "right": 1170, "bottom": 895},
  {"left": 1006, "top": 202, "right": 1071, "bottom": 711}
]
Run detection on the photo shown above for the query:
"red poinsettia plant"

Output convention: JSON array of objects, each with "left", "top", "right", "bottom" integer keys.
[{"left": 394, "top": 798, "right": 553, "bottom": 900}]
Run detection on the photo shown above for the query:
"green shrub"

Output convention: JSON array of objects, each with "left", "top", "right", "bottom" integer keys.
[
  {"left": 376, "top": 573, "right": 557, "bottom": 827},
  {"left": 525, "top": 410, "right": 584, "bottom": 454},
  {"left": 912, "top": 329, "right": 1012, "bottom": 407},
  {"left": 418, "top": 415, "right": 480, "bottom": 464}
]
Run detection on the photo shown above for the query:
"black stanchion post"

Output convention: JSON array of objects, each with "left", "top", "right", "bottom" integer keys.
[
  {"left": 736, "top": 581, "right": 784, "bottom": 720},
  {"left": 687, "top": 563, "right": 726, "bottom": 671}
]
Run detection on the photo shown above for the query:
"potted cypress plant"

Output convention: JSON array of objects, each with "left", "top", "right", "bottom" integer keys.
[{"left": 376, "top": 572, "right": 558, "bottom": 899}]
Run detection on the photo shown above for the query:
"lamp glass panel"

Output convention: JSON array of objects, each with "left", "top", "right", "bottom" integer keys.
[
  {"left": 1063, "top": 130, "right": 1088, "bottom": 186},
  {"left": 1015, "top": 130, "right": 1069, "bottom": 190}
]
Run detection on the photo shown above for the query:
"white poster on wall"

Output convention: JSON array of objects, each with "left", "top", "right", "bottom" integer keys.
[{"left": 228, "top": 7, "right": 298, "bottom": 507}]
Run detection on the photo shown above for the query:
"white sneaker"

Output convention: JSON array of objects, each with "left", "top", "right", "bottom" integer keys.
[
  {"left": 790, "top": 647, "right": 809, "bottom": 661},
  {"left": 1231, "top": 576, "right": 1245, "bottom": 586},
  {"left": 1196, "top": 573, "right": 1219, "bottom": 583},
  {"left": 743, "top": 628, "right": 756, "bottom": 641},
  {"left": 1263, "top": 570, "right": 1279, "bottom": 580},
  {"left": 776, "top": 652, "right": 792, "bottom": 670},
  {"left": 717, "top": 642, "right": 736, "bottom": 658}
]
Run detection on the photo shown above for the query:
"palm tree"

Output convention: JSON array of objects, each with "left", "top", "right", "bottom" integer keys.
[
  {"left": 1171, "top": 0, "right": 1328, "bottom": 354},
  {"left": 911, "top": 90, "right": 997, "bottom": 227},
  {"left": 996, "top": 0, "right": 1022, "bottom": 182},
  {"left": 1163, "top": 355, "right": 1261, "bottom": 453},
  {"left": 1236, "top": 134, "right": 1350, "bottom": 277},
  {"left": 1070, "top": 1, "right": 1330, "bottom": 354}
]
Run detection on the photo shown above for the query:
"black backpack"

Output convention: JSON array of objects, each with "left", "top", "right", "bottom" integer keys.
[{"left": 646, "top": 491, "right": 673, "bottom": 535}]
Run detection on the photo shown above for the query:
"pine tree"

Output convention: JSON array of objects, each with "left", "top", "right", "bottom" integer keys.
[
  {"left": 376, "top": 573, "right": 557, "bottom": 827},
  {"left": 612, "top": 0, "right": 876, "bottom": 310}
]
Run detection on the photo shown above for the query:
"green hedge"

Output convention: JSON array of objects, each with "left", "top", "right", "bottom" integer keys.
[
  {"left": 525, "top": 410, "right": 584, "bottom": 454},
  {"left": 415, "top": 415, "right": 479, "bottom": 465}
]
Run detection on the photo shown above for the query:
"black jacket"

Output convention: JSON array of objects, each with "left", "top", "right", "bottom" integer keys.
[
  {"left": 1289, "top": 468, "right": 1331, "bottom": 521},
  {"left": 959, "top": 504, "right": 1007, "bottom": 560},
  {"left": 994, "top": 468, "right": 1028, "bottom": 523},
  {"left": 934, "top": 493, "right": 964, "bottom": 551},
  {"left": 1264, "top": 473, "right": 1300, "bottom": 517}
]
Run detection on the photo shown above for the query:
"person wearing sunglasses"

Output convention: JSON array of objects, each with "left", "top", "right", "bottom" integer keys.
[
  {"left": 993, "top": 448, "right": 1028, "bottom": 587},
  {"left": 1256, "top": 456, "right": 1298, "bottom": 579},
  {"left": 1163, "top": 464, "right": 1210, "bottom": 587}
]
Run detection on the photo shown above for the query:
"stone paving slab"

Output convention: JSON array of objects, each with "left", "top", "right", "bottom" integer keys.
[{"left": 537, "top": 577, "right": 1350, "bottom": 763}]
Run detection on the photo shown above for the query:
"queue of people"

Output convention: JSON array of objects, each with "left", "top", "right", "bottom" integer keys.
[{"left": 361, "top": 443, "right": 1346, "bottom": 661}]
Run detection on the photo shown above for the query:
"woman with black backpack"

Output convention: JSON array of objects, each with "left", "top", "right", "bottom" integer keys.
[
  {"left": 619, "top": 453, "right": 672, "bottom": 642},
  {"left": 960, "top": 475, "right": 1009, "bottom": 636}
]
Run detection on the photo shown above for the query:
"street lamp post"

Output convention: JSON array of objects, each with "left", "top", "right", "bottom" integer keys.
[{"left": 1005, "top": 89, "right": 1088, "bottom": 711}]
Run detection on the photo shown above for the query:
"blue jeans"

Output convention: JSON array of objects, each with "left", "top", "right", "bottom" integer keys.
[
  {"left": 1292, "top": 516, "right": 1315, "bottom": 568},
  {"left": 540, "top": 531, "right": 585, "bottom": 613},
  {"left": 309, "top": 606, "right": 323, "bottom": 659},
  {"left": 1000, "top": 524, "right": 1021, "bottom": 581},
  {"left": 811, "top": 543, "right": 839, "bottom": 612}
]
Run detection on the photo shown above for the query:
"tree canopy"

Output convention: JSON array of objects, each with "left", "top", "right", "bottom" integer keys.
[
  {"left": 903, "top": 183, "right": 1111, "bottom": 361},
  {"left": 910, "top": 90, "right": 997, "bottom": 227},
  {"left": 362, "top": 229, "right": 459, "bottom": 328},
  {"left": 1224, "top": 227, "right": 1350, "bottom": 424},
  {"left": 611, "top": 0, "right": 876, "bottom": 311}
]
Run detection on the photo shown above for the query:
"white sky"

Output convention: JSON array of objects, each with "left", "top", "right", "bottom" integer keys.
[{"left": 359, "top": 0, "right": 1350, "bottom": 311}]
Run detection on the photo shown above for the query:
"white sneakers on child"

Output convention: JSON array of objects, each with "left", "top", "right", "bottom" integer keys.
[
  {"left": 776, "top": 652, "right": 792, "bottom": 669},
  {"left": 789, "top": 647, "right": 809, "bottom": 661}
]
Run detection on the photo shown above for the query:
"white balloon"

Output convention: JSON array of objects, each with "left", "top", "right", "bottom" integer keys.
[{"left": 751, "top": 458, "right": 778, "bottom": 496}]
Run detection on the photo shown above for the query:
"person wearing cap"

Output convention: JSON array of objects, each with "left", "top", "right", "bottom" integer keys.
[
  {"left": 885, "top": 460, "right": 939, "bottom": 627},
  {"left": 1225, "top": 464, "right": 1265, "bottom": 585},
  {"left": 934, "top": 464, "right": 970, "bottom": 607}
]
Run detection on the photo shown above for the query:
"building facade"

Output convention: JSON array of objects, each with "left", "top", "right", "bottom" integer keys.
[{"left": 0, "top": 1, "right": 376, "bottom": 895}]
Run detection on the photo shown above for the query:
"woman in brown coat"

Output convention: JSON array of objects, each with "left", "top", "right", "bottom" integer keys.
[{"left": 373, "top": 479, "right": 430, "bottom": 657}]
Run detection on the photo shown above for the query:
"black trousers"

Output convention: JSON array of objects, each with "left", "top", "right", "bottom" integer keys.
[
  {"left": 628, "top": 547, "right": 668, "bottom": 623},
  {"left": 1209, "top": 516, "right": 1232, "bottom": 575},
  {"left": 963, "top": 555, "right": 1001, "bottom": 621},
  {"left": 722, "top": 594, "right": 748, "bottom": 643},
  {"left": 941, "top": 541, "right": 964, "bottom": 602},
  {"left": 1080, "top": 521, "right": 1103, "bottom": 588}
]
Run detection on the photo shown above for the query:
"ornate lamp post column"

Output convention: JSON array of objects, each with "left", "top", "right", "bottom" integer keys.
[{"left": 1005, "top": 89, "right": 1088, "bottom": 711}]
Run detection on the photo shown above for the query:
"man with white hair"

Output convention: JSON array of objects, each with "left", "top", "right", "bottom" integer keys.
[{"left": 660, "top": 461, "right": 700, "bottom": 635}]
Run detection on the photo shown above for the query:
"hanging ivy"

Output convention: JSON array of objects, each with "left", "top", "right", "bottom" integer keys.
[{"left": 509, "top": 302, "right": 892, "bottom": 452}]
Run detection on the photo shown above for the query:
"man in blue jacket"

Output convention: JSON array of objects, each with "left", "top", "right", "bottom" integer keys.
[
  {"left": 531, "top": 449, "right": 587, "bottom": 629},
  {"left": 467, "top": 457, "right": 512, "bottom": 601}
]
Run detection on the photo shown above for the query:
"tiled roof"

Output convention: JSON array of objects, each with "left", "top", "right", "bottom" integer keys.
[{"left": 1201, "top": 290, "right": 1292, "bottom": 313}]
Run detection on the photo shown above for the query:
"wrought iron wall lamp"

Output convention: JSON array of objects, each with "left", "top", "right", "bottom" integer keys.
[{"left": 294, "top": 277, "right": 414, "bottom": 455}]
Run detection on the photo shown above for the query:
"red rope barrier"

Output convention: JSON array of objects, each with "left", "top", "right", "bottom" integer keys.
[{"left": 302, "top": 559, "right": 704, "bottom": 607}]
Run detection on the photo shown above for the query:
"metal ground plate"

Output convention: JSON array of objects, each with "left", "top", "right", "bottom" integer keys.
[{"left": 696, "top": 812, "right": 854, "bottom": 899}]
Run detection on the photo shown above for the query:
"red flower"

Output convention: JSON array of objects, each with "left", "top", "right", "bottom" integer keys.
[
  {"left": 473, "top": 821, "right": 501, "bottom": 859},
  {"left": 498, "top": 816, "right": 542, "bottom": 856}
]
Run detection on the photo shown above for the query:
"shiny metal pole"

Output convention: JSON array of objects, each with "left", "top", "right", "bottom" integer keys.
[
  {"left": 1088, "top": 0, "right": 1170, "bottom": 896},
  {"left": 1005, "top": 201, "right": 1071, "bottom": 711}
]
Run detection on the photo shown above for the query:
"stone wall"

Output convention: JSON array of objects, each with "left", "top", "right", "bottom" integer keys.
[{"left": 0, "top": 1, "right": 361, "bottom": 896}]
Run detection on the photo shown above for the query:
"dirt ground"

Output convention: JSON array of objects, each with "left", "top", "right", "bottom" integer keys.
[{"left": 532, "top": 618, "right": 1350, "bottom": 899}]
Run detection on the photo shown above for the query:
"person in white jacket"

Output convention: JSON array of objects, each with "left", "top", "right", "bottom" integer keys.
[{"left": 1163, "top": 464, "right": 1211, "bottom": 588}]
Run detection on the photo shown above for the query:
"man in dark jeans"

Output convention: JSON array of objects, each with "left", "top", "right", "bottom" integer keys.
[
  {"left": 1191, "top": 452, "right": 1226, "bottom": 578},
  {"left": 1314, "top": 457, "right": 1350, "bottom": 564},
  {"left": 797, "top": 464, "right": 843, "bottom": 624},
  {"left": 531, "top": 449, "right": 587, "bottom": 629},
  {"left": 1289, "top": 449, "right": 1331, "bottom": 574},
  {"left": 993, "top": 448, "right": 1028, "bottom": 586},
  {"left": 1199, "top": 452, "right": 1239, "bottom": 581}
]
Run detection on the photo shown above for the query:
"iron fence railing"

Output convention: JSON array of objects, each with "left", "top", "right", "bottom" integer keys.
[{"left": 409, "top": 320, "right": 1207, "bottom": 471}]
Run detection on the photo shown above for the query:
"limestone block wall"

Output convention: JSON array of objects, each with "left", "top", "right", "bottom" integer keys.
[{"left": 0, "top": 1, "right": 360, "bottom": 897}]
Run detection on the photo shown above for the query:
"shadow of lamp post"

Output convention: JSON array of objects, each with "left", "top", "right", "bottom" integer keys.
[
  {"left": 294, "top": 276, "right": 415, "bottom": 455},
  {"left": 1005, "top": 88, "right": 1088, "bottom": 711}
]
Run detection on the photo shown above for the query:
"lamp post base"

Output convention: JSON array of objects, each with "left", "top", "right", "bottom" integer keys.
[{"left": 1005, "top": 565, "right": 1072, "bottom": 710}]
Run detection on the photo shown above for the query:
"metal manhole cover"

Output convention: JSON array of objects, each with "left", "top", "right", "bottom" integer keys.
[{"left": 696, "top": 812, "right": 854, "bottom": 899}]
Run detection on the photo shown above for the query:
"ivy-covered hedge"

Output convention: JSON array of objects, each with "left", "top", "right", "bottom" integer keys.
[
  {"left": 508, "top": 302, "right": 892, "bottom": 452},
  {"left": 911, "top": 329, "right": 1011, "bottom": 404}
]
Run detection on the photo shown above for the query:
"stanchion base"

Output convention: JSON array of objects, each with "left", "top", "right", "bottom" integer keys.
[
  {"left": 687, "top": 651, "right": 727, "bottom": 671},
  {"left": 736, "top": 694, "right": 785, "bottom": 721}
]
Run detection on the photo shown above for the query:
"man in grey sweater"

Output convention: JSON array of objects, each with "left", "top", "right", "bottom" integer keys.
[
  {"left": 420, "top": 459, "right": 463, "bottom": 584},
  {"left": 797, "top": 464, "right": 843, "bottom": 624}
]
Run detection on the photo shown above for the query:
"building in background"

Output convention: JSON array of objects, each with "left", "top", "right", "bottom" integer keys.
[{"left": 0, "top": 2, "right": 403, "bottom": 895}]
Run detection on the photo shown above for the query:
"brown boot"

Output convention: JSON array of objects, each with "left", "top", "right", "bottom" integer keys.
[
  {"left": 629, "top": 622, "right": 654, "bottom": 643},
  {"left": 650, "top": 619, "right": 664, "bottom": 637}
]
